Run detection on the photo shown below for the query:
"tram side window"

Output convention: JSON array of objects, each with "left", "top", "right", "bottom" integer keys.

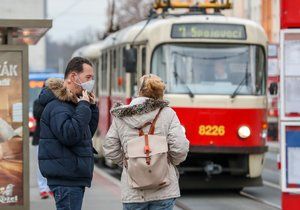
[
  {"left": 255, "top": 47, "right": 266, "bottom": 95},
  {"left": 109, "top": 49, "right": 123, "bottom": 94},
  {"left": 116, "top": 49, "right": 120, "bottom": 92},
  {"left": 119, "top": 47, "right": 126, "bottom": 93},
  {"left": 94, "top": 61, "right": 99, "bottom": 96},
  {"left": 115, "top": 48, "right": 123, "bottom": 93},
  {"left": 101, "top": 53, "right": 108, "bottom": 92},
  {"left": 110, "top": 50, "right": 116, "bottom": 92},
  {"left": 117, "top": 48, "right": 125, "bottom": 93},
  {"left": 113, "top": 49, "right": 118, "bottom": 92},
  {"left": 142, "top": 47, "right": 147, "bottom": 76}
]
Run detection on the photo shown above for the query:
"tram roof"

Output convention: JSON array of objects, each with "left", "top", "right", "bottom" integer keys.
[
  {"left": 72, "top": 46, "right": 87, "bottom": 58},
  {"left": 101, "top": 15, "right": 268, "bottom": 49},
  {"left": 72, "top": 41, "right": 104, "bottom": 59}
]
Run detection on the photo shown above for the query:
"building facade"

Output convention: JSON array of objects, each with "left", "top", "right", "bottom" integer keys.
[{"left": 224, "top": 0, "right": 280, "bottom": 43}]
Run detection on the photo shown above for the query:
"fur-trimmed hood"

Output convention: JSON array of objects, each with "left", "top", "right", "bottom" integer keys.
[
  {"left": 110, "top": 97, "right": 169, "bottom": 129},
  {"left": 39, "top": 78, "right": 78, "bottom": 106},
  {"left": 111, "top": 97, "right": 169, "bottom": 118}
]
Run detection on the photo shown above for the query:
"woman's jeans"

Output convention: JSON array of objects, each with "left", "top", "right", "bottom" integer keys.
[
  {"left": 36, "top": 146, "right": 49, "bottom": 193},
  {"left": 123, "top": 198, "right": 176, "bottom": 210},
  {"left": 49, "top": 186, "right": 85, "bottom": 210}
]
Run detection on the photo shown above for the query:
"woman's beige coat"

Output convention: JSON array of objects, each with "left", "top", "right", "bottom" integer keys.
[{"left": 103, "top": 97, "right": 189, "bottom": 203}]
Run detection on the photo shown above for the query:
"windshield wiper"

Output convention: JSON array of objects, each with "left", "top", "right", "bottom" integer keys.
[
  {"left": 231, "top": 64, "right": 249, "bottom": 99},
  {"left": 173, "top": 63, "right": 194, "bottom": 98}
]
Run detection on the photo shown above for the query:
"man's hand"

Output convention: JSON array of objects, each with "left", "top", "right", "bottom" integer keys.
[
  {"left": 79, "top": 90, "right": 90, "bottom": 103},
  {"left": 88, "top": 92, "right": 96, "bottom": 105}
]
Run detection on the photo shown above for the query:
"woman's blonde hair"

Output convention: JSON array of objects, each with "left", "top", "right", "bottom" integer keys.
[{"left": 138, "top": 74, "right": 165, "bottom": 100}]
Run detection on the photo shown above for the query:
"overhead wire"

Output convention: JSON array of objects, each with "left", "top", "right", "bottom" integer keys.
[{"left": 50, "top": 0, "right": 85, "bottom": 21}]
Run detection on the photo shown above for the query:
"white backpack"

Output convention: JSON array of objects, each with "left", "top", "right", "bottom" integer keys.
[{"left": 124, "top": 108, "right": 170, "bottom": 190}]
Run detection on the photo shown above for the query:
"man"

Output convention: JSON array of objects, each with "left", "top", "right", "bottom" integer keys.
[
  {"left": 38, "top": 57, "right": 99, "bottom": 210},
  {"left": 213, "top": 60, "right": 229, "bottom": 81}
]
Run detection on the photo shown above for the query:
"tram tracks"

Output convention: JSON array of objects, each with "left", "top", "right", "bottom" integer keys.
[
  {"left": 239, "top": 179, "right": 281, "bottom": 210},
  {"left": 95, "top": 164, "right": 281, "bottom": 210},
  {"left": 239, "top": 191, "right": 281, "bottom": 209},
  {"left": 263, "top": 180, "right": 281, "bottom": 190}
]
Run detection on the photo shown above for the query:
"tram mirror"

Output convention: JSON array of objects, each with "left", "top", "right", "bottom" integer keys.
[
  {"left": 269, "top": 82, "right": 278, "bottom": 95},
  {"left": 124, "top": 48, "right": 137, "bottom": 73}
]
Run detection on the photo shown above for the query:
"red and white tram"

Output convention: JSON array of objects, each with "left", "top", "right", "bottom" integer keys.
[{"left": 73, "top": 1, "right": 268, "bottom": 189}]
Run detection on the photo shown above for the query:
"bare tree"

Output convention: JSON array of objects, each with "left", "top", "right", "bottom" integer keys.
[{"left": 106, "top": 0, "right": 154, "bottom": 31}]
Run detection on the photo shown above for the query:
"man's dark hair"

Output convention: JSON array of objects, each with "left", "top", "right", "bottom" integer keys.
[{"left": 64, "top": 57, "right": 93, "bottom": 79}]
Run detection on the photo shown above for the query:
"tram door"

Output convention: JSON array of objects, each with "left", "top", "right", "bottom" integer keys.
[
  {"left": 98, "top": 51, "right": 111, "bottom": 139},
  {"left": 92, "top": 58, "right": 100, "bottom": 97}
]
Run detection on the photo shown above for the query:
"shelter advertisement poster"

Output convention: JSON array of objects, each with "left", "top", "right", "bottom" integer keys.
[
  {"left": 0, "top": 51, "right": 24, "bottom": 206},
  {"left": 282, "top": 32, "right": 300, "bottom": 118}
]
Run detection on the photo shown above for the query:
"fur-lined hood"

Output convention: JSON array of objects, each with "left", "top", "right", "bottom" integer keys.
[
  {"left": 39, "top": 78, "right": 78, "bottom": 106},
  {"left": 110, "top": 97, "right": 169, "bottom": 129},
  {"left": 111, "top": 97, "right": 169, "bottom": 118}
]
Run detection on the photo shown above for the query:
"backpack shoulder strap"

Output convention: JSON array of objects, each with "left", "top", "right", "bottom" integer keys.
[
  {"left": 136, "top": 107, "right": 164, "bottom": 136},
  {"left": 137, "top": 122, "right": 151, "bottom": 136},
  {"left": 149, "top": 108, "right": 163, "bottom": 135}
]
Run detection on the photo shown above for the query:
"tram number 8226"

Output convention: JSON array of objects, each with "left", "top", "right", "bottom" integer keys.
[{"left": 199, "top": 125, "right": 225, "bottom": 136}]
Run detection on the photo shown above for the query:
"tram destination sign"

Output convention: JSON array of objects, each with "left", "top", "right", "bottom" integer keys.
[{"left": 171, "top": 23, "right": 247, "bottom": 40}]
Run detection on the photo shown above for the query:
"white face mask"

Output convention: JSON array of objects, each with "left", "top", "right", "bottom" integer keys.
[
  {"left": 75, "top": 76, "right": 95, "bottom": 92},
  {"left": 80, "top": 80, "right": 95, "bottom": 92}
]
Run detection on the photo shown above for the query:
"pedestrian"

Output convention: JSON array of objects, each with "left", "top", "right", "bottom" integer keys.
[
  {"left": 32, "top": 96, "right": 51, "bottom": 199},
  {"left": 104, "top": 74, "right": 189, "bottom": 210},
  {"left": 38, "top": 57, "right": 99, "bottom": 210}
]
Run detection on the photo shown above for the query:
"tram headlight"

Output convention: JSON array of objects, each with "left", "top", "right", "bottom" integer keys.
[{"left": 238, "top": 126, "right": 251, "bottom": 139}]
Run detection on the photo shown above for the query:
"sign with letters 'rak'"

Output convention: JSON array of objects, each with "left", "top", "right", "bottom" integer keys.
[{"left": 0, "top": 46, "right": 28, "bottom": 208}]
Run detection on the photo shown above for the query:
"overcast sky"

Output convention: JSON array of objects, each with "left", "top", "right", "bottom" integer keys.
[{"left": 47, "top": 0, "right": 108, "bottom": 42}]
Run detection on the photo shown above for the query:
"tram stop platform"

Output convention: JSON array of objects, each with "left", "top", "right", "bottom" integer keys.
[
  {"left": 30, "top": 144, "right": 182, "bottom": 210},
  {"left": 29, "top": 145, "right": 122, "bottom": 210}
]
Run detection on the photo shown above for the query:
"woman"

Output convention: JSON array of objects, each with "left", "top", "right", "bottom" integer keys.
[
  {"left": 104, "top": 74, "right": 189, "bottom": 210},
  {"left": 32, "top": 97, "right": 51, "bottom": 199}
]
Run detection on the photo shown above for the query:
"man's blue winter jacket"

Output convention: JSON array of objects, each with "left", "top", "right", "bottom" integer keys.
[{"left": 38, "top": 78, "right": 99, "bottom": 187}]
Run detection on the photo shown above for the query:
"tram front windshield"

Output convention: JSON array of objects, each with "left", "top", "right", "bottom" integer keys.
[{"left": 151, "top": 44, "right": 266, "bottom": 95}]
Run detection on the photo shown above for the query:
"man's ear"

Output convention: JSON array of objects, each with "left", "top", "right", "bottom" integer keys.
[{"left": 69, "top": 72, "right": 77, "bottom": 82}]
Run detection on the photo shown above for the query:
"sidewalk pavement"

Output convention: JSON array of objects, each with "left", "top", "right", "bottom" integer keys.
[
  {"left": 30, "top": 145, "right": 122, "bottom": 210},
  {"left": 30, "top": 143, "right": 183, "bottom": 210},
  {"left": 266, "top": 141, "right": 279, "bottom": 153},
  {"left": 30, "top": 141, "right": 278, "bottom": 210}
]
